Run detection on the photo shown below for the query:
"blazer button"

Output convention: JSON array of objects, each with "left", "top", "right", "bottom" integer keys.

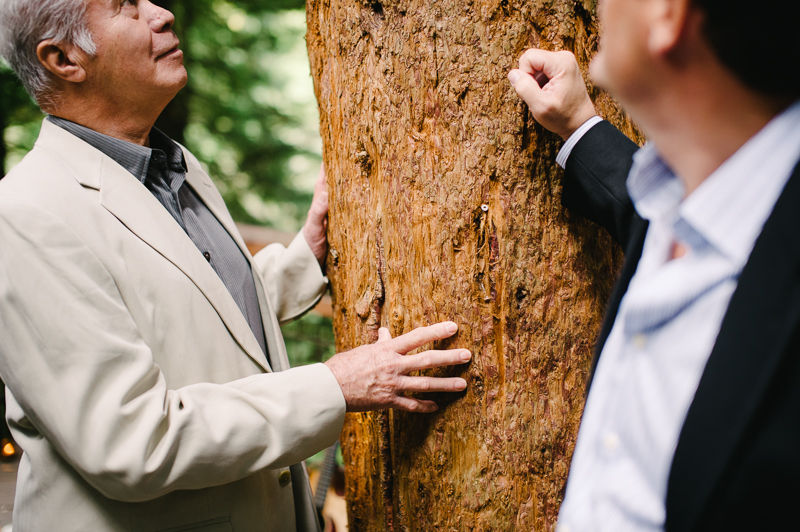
[
  {"left": 278, "top": 470, "right": 291, "bottom": 487},
  {"left": 203, "top": 251, "right": 211, "bottom": 262}
]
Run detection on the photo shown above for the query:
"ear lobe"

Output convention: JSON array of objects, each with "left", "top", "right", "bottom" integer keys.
[{"left": 36, "top": 40, "right": 87, "bottom": 83}]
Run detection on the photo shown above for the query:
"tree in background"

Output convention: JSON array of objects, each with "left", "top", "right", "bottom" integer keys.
[{"left": 307, "top": 0, "right": 642, "bottom": 530}]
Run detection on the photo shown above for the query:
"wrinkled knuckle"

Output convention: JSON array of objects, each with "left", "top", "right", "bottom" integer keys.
[
  {"left": 379, "top": 390, "right": 394, "bottom": 406},
  {"left": 417, "top": 352, "right": 431, "bottom": 367}
]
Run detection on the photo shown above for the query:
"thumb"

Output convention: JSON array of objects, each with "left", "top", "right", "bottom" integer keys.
[
  {"left": 378, "top": 327, "right": 392, "bottom": 343},
  {"left": 508, "top": 68, "right": 544, "bottom": 110}
]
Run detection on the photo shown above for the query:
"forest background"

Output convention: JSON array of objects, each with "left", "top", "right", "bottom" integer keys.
[{"left": 0, "top": 0, "right": 336, "bottom": 370}]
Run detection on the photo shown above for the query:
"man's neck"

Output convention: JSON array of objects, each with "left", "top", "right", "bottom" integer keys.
[
  {"left": 48, "top": 98, "right": 164, "bottom": 147},
  {"left": 631, "top": 69, "right": 790, "bottom": 196}
]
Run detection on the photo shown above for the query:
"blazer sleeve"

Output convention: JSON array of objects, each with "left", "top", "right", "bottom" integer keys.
[
  {"left": 561, "top": 120, "right": 640, "bottom": 249},
  {"left": 0, "top": 202, "right": 346, "bottom": 503},
  {"left": 253, "top": 232, "right": 329, "bottom": 325}
]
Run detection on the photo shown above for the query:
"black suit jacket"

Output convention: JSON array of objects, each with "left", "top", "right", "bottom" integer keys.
[{"left": 562, "top": 121, "right": 800, "bottom": 532}]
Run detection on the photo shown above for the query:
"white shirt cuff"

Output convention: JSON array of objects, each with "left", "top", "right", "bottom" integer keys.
[{"left": 556, "top": 116, "right": 604, "bottom": 169}]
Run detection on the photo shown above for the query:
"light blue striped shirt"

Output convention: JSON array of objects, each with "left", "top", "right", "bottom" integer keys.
[{"left": 556, "top": 99, "right": 800, "bottom": 532}]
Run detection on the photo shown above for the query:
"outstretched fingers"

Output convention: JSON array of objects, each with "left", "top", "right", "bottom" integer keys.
[
  {"left": 388, "top": 321, "right": 458, "bottom": 354},
  {"left": 400, "top": 348, "right": 472, "bottom": 373},
  {"left": 392, "top": 396, "right": 440, "bottom": 413},
  {"left": 399, "top": 375, "right": 467, "bottom": 393}
]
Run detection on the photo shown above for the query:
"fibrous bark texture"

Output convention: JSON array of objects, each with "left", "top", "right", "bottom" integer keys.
[{"left": 306, "top": 1, "right": 639, "bottom": 530}]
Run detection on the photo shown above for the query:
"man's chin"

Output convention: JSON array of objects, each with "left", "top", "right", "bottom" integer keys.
[{"left": 165, "top": 68, "right": 189, "bottom": 96}]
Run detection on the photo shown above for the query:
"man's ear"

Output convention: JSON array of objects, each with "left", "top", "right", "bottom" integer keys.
[
  {"left": 36, "top": 40, "right": 87, "bottom": 83},
  {"left": 647, "top": 0, "right": 692, "bottom": 57}
]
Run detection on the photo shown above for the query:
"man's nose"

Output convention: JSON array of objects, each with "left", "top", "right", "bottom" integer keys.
[{"left": 147, "top": 1, "right": 177, "bottom": 33}]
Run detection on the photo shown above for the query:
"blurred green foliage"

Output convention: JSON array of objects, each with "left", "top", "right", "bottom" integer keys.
[
  {"left": 282, "top": 312, "right": 337, "bottom": 366},
  {"left": 0, "top": 63, "right": 44, "bottom": 177},
  {"left": 0, "top": 0, "right": 334, "bottom": 368}
]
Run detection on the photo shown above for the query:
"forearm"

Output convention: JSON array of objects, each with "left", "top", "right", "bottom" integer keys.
[
  {"left": 561, "top": 120, "right": 640, "bottom": 248},
  {"left": 253, "top": 232, "right": 329, "bottom": 324}
]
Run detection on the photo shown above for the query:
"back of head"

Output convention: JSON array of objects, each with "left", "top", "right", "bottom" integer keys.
[
  {"left": 0, "top": 0, "right": 96, "bottom": 108},
  {"left": 694, "top": 0, "right": 800, "bottom": 99}
]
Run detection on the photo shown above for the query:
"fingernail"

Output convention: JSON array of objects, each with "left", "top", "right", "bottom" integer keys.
[
  {"left": 445, "top": 322, "right": 458, "bottom": 334},
  {"left": 455, "top": 379, "right": 467, "bottom": 390},
  {"left": 461, "top": 350, "right": 472, "bottom": 362},
  {"left": 508, "top": 70, "right": 521, "bottom": 84}
]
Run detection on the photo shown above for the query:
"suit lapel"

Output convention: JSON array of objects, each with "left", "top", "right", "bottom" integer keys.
[
  {"left": 99, "top": 160, "right": 271, "bottom": 373},
  {"left": 182, "top": 153, "right": 292, "bottom": 373},
  {"left": 34, "top": 121, "right": 272, "bottom": 374},
  {"left": 666, "top": 162, "right": 800, "bottom": 532}
]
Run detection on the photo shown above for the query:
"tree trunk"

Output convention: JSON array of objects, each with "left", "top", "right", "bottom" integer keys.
[{"left": 306, "top": 1, "right": 640, "bottom": 530}]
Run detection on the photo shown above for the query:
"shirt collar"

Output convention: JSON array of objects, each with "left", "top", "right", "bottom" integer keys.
[
  {"left": 627, "top": 98, "right": 800, "bottom": 266},
  {"left": 47, "top": 116, "right": 186, "bottom": 185}
]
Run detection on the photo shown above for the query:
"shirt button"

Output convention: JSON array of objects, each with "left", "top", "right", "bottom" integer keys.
[
  {"left": 203, "top": 251, "right": 211, "bottom": 262},
  {"left": 278, "top": 470, "right": 292, "bottom": 487},
  {"left": 603, "top": 432, "right": 621, "bottom": 452},
  {"left": 632, "top": 333, "right": 647, "bottom": 349}
]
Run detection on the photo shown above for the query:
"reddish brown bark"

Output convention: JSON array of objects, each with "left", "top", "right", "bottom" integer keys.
[{"left": 307, "top": 0, "right": 640, "bottom": 529}]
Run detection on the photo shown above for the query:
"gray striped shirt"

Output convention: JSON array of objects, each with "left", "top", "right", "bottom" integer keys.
[{"left": 48, "top": 116, "right": 269, "bottom": 363}]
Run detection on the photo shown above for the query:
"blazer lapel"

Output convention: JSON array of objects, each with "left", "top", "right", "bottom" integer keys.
[
  {"left": 33, "top": 120, "right": 272, "bottom": 374},
  {"left": 666, "top": 161, "right": 800, "bottom": 532},
  {"left": 99, "top": 162, "right": 271, "bottom": 373},
  {"left": 182, "top": 153, "right": 292, "bottom": 373}
]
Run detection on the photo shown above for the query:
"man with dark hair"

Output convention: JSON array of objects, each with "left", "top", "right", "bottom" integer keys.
[{"left": 507, "top": 0, "right": 800, "bottom": 530}]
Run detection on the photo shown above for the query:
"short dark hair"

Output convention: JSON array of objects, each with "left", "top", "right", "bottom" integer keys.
[{"left": 694, "top": 0, "right": 800, "bottom": 98}]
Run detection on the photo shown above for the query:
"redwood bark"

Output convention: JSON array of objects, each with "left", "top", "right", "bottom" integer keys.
[{"left": 306, "top": 1, "right": 640, "bottom": 529}]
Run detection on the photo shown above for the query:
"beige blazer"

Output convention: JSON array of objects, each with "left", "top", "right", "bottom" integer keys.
[{"left": 0, "top": 120, "right": 346, "bottom": 532}]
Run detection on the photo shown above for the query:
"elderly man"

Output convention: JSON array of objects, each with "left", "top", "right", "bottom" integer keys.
[
  {"left": 508, "top": 0, "right": 800, "bottom": 530},
  {"left": 0, "top": 1, "right": 472, "bottom": 531}
]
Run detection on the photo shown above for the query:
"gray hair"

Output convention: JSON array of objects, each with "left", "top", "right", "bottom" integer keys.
[{"left": 0, "top": 0, "right": 96, "bottom": 107}]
